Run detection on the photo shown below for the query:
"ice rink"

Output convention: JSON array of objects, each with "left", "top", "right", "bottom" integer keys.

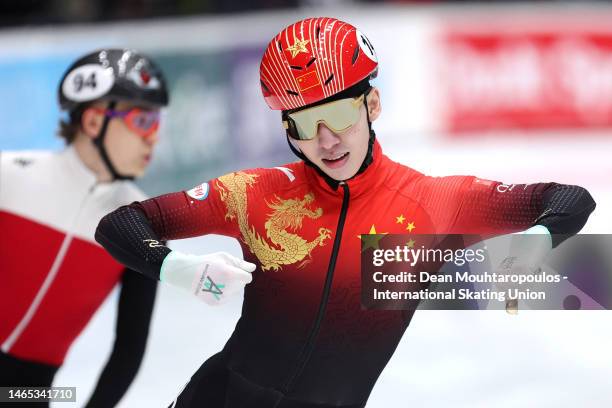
[{"left": 53, "top": 137, "right": 612, "bottom": 407}]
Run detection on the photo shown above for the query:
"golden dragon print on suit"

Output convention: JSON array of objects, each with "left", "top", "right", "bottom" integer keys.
[{"left": 215, "top": 171, "right": 332, "bottom": 271}]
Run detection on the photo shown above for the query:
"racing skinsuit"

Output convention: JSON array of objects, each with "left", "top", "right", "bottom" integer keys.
[
  {"left": 0, "top": 147, "right": 157, "bottom": 407},
  {"left": 96, "top": 140, "right": 595, "bottom": 407}
]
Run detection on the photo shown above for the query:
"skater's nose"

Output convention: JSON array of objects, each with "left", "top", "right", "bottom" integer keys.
[{"left": 316, "top": 123, "right": 341, "bottom": 151}]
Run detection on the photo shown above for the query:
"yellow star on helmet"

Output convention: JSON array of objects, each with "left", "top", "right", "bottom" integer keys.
[
  {"left": 396, "top": 214, "right": 405, "bottom": 224},
  {"left": 406, "top": 222, "right": 416, "bottom": 233},
  {"left": 286, "top": 38, "right": 310, "bottom": 58}
]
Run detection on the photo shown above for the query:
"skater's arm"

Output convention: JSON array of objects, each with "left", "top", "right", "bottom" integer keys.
[
  {"left": 446, "top": 179, "right": 595, "bottom": 313},
  {"left": 85, "top": 270, "right": 157, "bottom": 407},
  {"left": 96, "top": 204, "right": 170, "bottom": 280},
  {"left": 452, "top": 179, "right": 595, "bottom": 246},
  {"left": 96, "top": 186, "right": 255, "bottom": 305},
  {"left": 95, "top": 179, "right": 242, "bottom": 280}
]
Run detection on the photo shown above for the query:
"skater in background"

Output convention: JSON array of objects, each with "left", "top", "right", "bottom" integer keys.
[
  {"left": 0, "top": 48, "right": 168, "bottom": 407},
  {"left": 96, "top": 18, "right": 595, "bottom": 407}
]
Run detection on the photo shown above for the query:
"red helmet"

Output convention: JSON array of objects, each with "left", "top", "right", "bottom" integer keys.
[{"left": 260, "top": 17, "right": 378, "bottom": 111}]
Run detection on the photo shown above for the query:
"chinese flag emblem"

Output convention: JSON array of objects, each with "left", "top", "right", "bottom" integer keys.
[{"left": 296, "top": 70, "right": 321, "bottom": 92}]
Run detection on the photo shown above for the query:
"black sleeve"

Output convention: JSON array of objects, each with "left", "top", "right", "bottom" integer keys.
[
  {"left": 95, "top": 205, "right": 171, "bottom": 281},
  {"left": 84, "top": 269, "right": 158, "bottom": 408},
  {"left": 534, "top": 184, "right": 596, "bottom": 247}
]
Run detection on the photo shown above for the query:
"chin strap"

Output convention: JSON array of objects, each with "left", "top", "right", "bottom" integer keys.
[
  {"left": 286, "top": 89, "right": 376, "bottom": 191},
  {"left": 93, "top": 100, "right": 135, "bottom": 181}
]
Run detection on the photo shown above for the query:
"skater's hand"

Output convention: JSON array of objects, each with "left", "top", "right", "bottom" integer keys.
[
  {"left": 493, "top": 226, "right": 552, "bottom": 314},
  {"left": 160, "top": 251, "right": 256, "bottom": 305}
]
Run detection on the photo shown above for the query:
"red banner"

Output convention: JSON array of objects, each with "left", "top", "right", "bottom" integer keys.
[{"left": 440, "top": 25, "right": 612, "bottom": 133}]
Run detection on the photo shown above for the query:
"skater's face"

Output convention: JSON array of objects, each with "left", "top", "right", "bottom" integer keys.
[
  {"left": 291, "top": 87, "right": 381, "bottom": 181},
  {"left": 83, "top": 101, "right": 161, "bottom": 177}
]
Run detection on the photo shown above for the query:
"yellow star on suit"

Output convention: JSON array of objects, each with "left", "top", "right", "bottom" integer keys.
[{"left": 358, "top": 225, "right": 388, "bottom": 252}]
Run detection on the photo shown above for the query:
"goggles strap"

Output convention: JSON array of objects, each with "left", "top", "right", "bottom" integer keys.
[
  {"left": 355, "top": 89, "right": 376, "bottom": 175},
  {"left": 93, "top": 100, "right": 135, "bottom": 181}
]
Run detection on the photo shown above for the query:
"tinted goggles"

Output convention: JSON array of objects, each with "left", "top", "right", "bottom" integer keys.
[
  {"left": 93, "top": 107, "right": 161, "bottom": 138},
  {"left": 282, "top": 94, "right": 365, "bottom": 141}
]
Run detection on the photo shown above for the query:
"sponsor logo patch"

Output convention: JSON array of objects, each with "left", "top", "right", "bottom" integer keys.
[{"left": 186, "top": 182, "right": 210, "bottom": 201}]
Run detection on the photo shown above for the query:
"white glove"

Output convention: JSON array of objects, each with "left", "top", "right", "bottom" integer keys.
[
  {"left": 494, "top": 225, "right": 552, "bottom": 314},
  {"left": 160, "top": 251, "right": 256, "bottom": 305}
]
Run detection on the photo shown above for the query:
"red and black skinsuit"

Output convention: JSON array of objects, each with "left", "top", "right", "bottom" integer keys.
[{"left": 96, "top": 140, "right": 594, "bottom": 408}]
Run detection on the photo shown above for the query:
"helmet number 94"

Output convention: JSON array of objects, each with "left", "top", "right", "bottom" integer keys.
[
  {"left": 73, "top": 72, "right": 97, "bottom": 93},
  {"left": 62, "top": 64, "right": 115, "bottom": 102}
]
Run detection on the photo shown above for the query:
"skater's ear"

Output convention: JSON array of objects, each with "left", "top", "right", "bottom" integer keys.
[
  {"left": 81, "top": 103, "right": 106, "bottom": 139},
  {"left": 366, "top": 87, "right": 381, "bottom": 122}
]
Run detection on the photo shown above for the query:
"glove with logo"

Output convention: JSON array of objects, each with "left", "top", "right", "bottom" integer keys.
[
  {"left": 160, "top": 251, "right": 256, "bottom": 305},
  {"left": 493, "top": 225, "right": 552, "bottom": 314}
]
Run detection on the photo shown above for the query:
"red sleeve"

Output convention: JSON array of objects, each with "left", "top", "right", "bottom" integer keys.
[
  {"left": 135, "top": 178, "right": 239, "bottom": 240},
  {"left": 451, "top": 177, "right": 557, "bottom": 235}
]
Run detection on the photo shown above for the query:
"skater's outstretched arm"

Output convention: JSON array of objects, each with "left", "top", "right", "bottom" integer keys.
[
  {"left": 96, "top": 192, "right": 254, "bottom": 305},
  {"left": 85, "top": 270, "right": 157, "bottom": 407}
]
